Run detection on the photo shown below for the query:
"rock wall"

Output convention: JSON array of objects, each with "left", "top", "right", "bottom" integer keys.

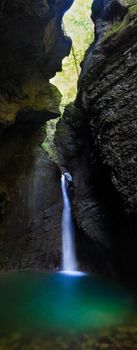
[
  {"left": 0, "top": 0, "right": 73, "bottom": 125},
  {"left": 0, "top": 124, "right": 62, "bottom": 271},
  {"left": 55, "top": 0, "right": 137, "bottom": 284},
  {"left": 0, "top": 0, "right": 73, "bottom": 271}
]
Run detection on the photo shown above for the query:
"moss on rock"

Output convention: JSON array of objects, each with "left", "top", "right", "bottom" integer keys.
[
  {"left": 0, "top": 0, "right": 72, "bottom": 126},
  {"left": 0, "top": 72, "right": 62, "bottom": 125},
  {"left": 104, "top": 0, "right": 137, "bottom": 40},
  {"left": 105, "top": 14, "right": 129, "bottom": 38},
  {"left": 42, "top": 119, "right": 59, "bottom": 162}
]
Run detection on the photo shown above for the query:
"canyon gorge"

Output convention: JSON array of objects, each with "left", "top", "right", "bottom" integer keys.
[
  {"left": 0, "top": 0, "right": 137, "bottom": 286},
  {"left": 1, "top": 1, "right": 137, "bottom": 349}
]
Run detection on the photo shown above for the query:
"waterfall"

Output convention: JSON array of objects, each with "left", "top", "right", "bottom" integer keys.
[{"left": 61, "top": 173, "right": 77, "bottom": 272}]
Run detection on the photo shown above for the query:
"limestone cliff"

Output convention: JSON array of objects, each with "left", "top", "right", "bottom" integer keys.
[
  {"left": 0, "top": 0, "right": 73, "bottom": 270},
  {"left": 55, "top": 0, "right": 137, "bottom": 283},
  {"left": 0, "top": 0, "right": 73, "bottom": 126}
]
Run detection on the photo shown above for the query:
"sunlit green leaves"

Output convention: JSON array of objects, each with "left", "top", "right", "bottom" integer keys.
[{"left": 51, "top": 0, "right": 94, "bottom": 110}]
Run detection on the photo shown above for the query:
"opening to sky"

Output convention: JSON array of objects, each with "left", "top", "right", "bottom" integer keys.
[
  {"left": 51, "top": 0, "right": 93, "bottom": 110},
  {"left": 43, "top": 0, "right": 93, "bottom": 158}
]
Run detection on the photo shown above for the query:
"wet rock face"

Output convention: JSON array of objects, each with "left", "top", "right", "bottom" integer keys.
[
  {"left": 0, "top": 0, "right": 74, "bottom": 270},
  {"left": 55, "top": 104, "right": 121, "bottom": 278},
  {"left": 0, "top": 0, "right": 73, "bottom": 125},
  {"left": 91, "top": 0, "right": 128, "bottom": 23},
  {"left": 55, "top": 1, "right": 137, "bottom": 283},
  {"left": 78, "top": 8, "right": 137, "bottom": 216},
  {"left": 0, "top": 124, "right": 62, "bottom": 271}
]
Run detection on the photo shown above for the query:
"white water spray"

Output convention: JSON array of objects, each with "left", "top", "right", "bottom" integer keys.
[{"left": 61, "top": 173, "right": 77, "bottom": 272}]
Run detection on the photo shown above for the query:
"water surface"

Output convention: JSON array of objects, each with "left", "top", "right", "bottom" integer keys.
[{"left": 0, "top": 272, "right": 136, "bottom": 349}]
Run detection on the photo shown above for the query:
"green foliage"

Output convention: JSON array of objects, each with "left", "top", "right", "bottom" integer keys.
[
  {"left": 128, "top": 2, "right": 137, "bottom": 13},
  {"left": 51, "top": 0, "right": 94, "bottom": 109},
  {"left": 125, "top": 0, "right": 137, "bottom": 5},
  {"left": 105, "top": 15, "right": 129, "bottom": 39},
  {"left": 105, "top": 1, "right": 137, "bottom": 40},
  {"left": 41, "top": 119, "right": 59, "bottom": 162},
  {"left": 43, "top": 0, "right": 94, "bottom": 158}
]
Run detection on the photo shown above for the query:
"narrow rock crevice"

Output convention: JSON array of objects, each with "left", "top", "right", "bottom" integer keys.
[{"left": 55, "top": 0, "right": 137, "bottom": 285}]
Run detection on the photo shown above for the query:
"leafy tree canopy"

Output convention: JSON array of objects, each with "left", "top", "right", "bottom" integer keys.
[{"left": 51, "top": 0, "right": 94, "bottom": 110}]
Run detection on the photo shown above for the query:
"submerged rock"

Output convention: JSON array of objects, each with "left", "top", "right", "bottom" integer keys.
[{"left": 1, "top": 325, "right": 137, "bottom": 350}]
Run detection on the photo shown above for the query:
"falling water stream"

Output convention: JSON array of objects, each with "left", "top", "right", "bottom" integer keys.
[
  {"left": 61, "top": 173, "right": 77, "bottom": 272},
  {"left": 0, "top": 175, "right": 136, "bottom": 349}
]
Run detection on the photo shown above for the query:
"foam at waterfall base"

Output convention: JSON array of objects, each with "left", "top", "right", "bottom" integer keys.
[{"left": 59, "top": 270, "right": 88, "bottom": 276}]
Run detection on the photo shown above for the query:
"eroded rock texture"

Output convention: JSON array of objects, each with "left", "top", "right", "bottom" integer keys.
[
  {"left": 0, "top": 0, "right": 73, "bottom": 125},
  {"left": 0, "top": 125, "right": 62, "bottom": 271},
  {"left": 55, "top": 1, "right": 137, "bottom": 283},
  {"left": 0, "top": 0, "right": 73, "bottom": 270}
]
